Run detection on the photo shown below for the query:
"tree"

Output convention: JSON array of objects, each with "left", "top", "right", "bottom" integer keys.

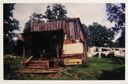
[
  {"left": 29, "top": 13, "right": 46, "bottom": 23},
  {"left": 23, "top": 20, "right": 31, "bottom": 33},
  {"left": 23, "top": 13, "right": 45, "bottom": 33},
  {"left": 45, "top": 5, "right": 55, "bottom": 21},
  {"left": 4, "top": 4, "right": 19, "bottom": 54},
  {"left": 83, "top": 23, "right": 114, "bottom": 47},
  {"left": 116, "top": 30, "right": 125, "bottom": 47},
  {"left": 23, "top": 4, "right": 67, "bottom": 33},
  {"left": 106, "top": 3, "right": 125, "bottom": 47},
  {"left": 45, "top": 4, "right": 67, "bottom": 21}
]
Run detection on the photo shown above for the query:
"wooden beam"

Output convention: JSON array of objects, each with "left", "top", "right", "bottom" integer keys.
[
  {"left": 23, "top": 56, "right": 33, "bottom": 65},
  {"left": 23, "top": 47, "right": 25, "bottom": 60}
]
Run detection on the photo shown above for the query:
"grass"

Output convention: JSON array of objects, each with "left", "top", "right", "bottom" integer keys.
[
  {"left": 57, "top": 57, "right": 124, "bottom": 80},
  {"left": 4, "top": 56, "right": 125, "bottom": 80}
]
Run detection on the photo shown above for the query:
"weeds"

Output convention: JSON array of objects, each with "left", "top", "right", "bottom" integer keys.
[{"left": 4, "top": 57, "right": 125, "bottom": 80}]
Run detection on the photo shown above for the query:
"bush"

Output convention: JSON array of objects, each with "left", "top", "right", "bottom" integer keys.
[{"left": 4, "top": 58, "right": 21, "bottom": 80}]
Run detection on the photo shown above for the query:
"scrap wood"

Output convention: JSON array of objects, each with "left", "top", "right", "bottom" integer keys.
[{"left": 23, "top": 56, "right": 33, "bottom": 65}]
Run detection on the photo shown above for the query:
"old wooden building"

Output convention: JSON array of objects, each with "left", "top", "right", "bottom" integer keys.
[{"left": 20, "top": 18, "right": 87, "bottom": 73}]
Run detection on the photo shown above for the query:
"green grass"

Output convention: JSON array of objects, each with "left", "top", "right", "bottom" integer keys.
[
  {"left": 4, "top": 57, "right": 125, "bottom": 80},
  {"left": 56, "top": 57, "right": 124, "bottom": 80}
]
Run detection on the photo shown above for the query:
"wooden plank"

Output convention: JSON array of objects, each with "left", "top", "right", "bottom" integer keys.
[
  {"left": 23, "top": 56, "right": 33, "bottom": 65},
  {"left": 30, "top": 60, "right": 49, "bottom": 68},
  {"left": 18, "top": 69, "right": 59, "bottom": 74},
  {"left": 61, "top": 53, "right": 83, "bottom": 59},
  {"left": 64, "top": 39, "right": 74, "bottom": 44},
  {"left": 28, "top": 66, "right": 46, "bottom": 69}
]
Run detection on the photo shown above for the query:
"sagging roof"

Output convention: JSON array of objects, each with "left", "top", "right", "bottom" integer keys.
[{"left": 32, "top": 18, "right": 82, "bottom": 32}]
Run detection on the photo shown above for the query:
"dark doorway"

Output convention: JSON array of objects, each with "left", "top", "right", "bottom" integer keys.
[{"left": 23, "top": 29, "right": 64, "bottom": 68}]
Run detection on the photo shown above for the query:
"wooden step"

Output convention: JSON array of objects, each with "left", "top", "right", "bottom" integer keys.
[
  {"left": 30, "top": 61, "right": 48, "bottom": 64},
  {"left": 29, "top": 64, "right": 47, "bottom": 66},
  {"left": 28, "top": 61, "right": 49, "bottom": 68},
  {"left": 49, "top": 68, "right": 61, "bottom": 71},
  {"left": 18, "top": 59, "right": 61, "bottom": 74},
  {"left": 18, "top": 69, "right": 59, "bottom": 74},
  {"left": 27, "top": 66, "right": 46, "bottom": 69}
]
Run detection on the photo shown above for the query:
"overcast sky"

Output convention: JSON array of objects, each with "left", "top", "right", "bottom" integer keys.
[{"left": 13, "top": 3, "right": 114, "bottom": 33}]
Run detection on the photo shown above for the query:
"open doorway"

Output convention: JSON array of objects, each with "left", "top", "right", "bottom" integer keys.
[{"left": 23, "top": 29, "right": 64, "bottom": 68}]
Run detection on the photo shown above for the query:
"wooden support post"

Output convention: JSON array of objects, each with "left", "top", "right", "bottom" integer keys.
[
  {"left": 23, "top": 47, "right": 25, "bottom": 60},
  {"left": 82, "top": 42, "right": 87, "bottom": 63},
  {"left": 55, "top": 43, "right": 59, "bottom": 68},
  {"left": 56, "top": 44, "right": 59, "bottom": 59}
]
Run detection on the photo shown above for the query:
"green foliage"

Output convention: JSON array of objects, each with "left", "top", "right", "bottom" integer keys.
[
  {"left": 30, "top": 13, "right": 46, "bottom": 23},
  {"left": 23, "top": 4, "right": 67, "bottom": 33},
  {"left": 117, "top": 30, "right": 125, "bottom": 47},
  {"left": 83, "top": 23, "right": 114, "bottom": 47},
  {"left": 106, "top": 3, "right": 125, "bottom": 31},
  {"left": 4, "top": 4, "right": 19, "bottom": 54},
  {"left": 23, "top": 13, "right": 45, "bottom": 33},
  {"left": 106, "top": 3, "right": 125, "bottom": 48},
  {"left": 45, "top": 4, "right": 67, "bottom": 21},
  {"left": 23, "top": 20, "right": 31, "bottom": 33},
  {"left": 4, "top": 58, "right": 21, "bottom": 80},
  {"left": 45, "top": 5, "right": 55, "bottom": 21},
  {"left": 58, "top": 57, "right": 125, "bottom": 80}
]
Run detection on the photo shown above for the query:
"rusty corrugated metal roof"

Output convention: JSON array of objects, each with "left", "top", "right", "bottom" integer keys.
[{"left": 32, "top": 18, "right": 81, "bottom": 32}]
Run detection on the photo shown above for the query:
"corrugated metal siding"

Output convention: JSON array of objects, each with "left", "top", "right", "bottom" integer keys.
[
  {"left": 32, "top": 18, "right": 82, "bottom": 40},
  {"left": 32, "top": 20, "right": 65, "bottom": 31}
]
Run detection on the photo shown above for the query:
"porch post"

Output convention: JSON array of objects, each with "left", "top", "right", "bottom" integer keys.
[
  {"left": 56, "top": 44, "right": 59, "bottom": 59},
  {"left": 55, "top": 43, "right": 60, "bottom": 68},
  {"left": 23, "top": 46, "right": 25, "bottom": 60},
  {"left": 83, "top": 42, "right": 87, "bottom": 63}
]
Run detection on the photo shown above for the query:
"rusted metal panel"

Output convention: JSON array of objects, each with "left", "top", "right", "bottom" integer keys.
[
  {"left": 64, "top": 39, "right": 74, "bottom": 44},
  {"left": 69, "top": 22, "right": 75, "bottom": 40},
  {"left": 76, "top": 21, "right": 80, "bottom": 40}
]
